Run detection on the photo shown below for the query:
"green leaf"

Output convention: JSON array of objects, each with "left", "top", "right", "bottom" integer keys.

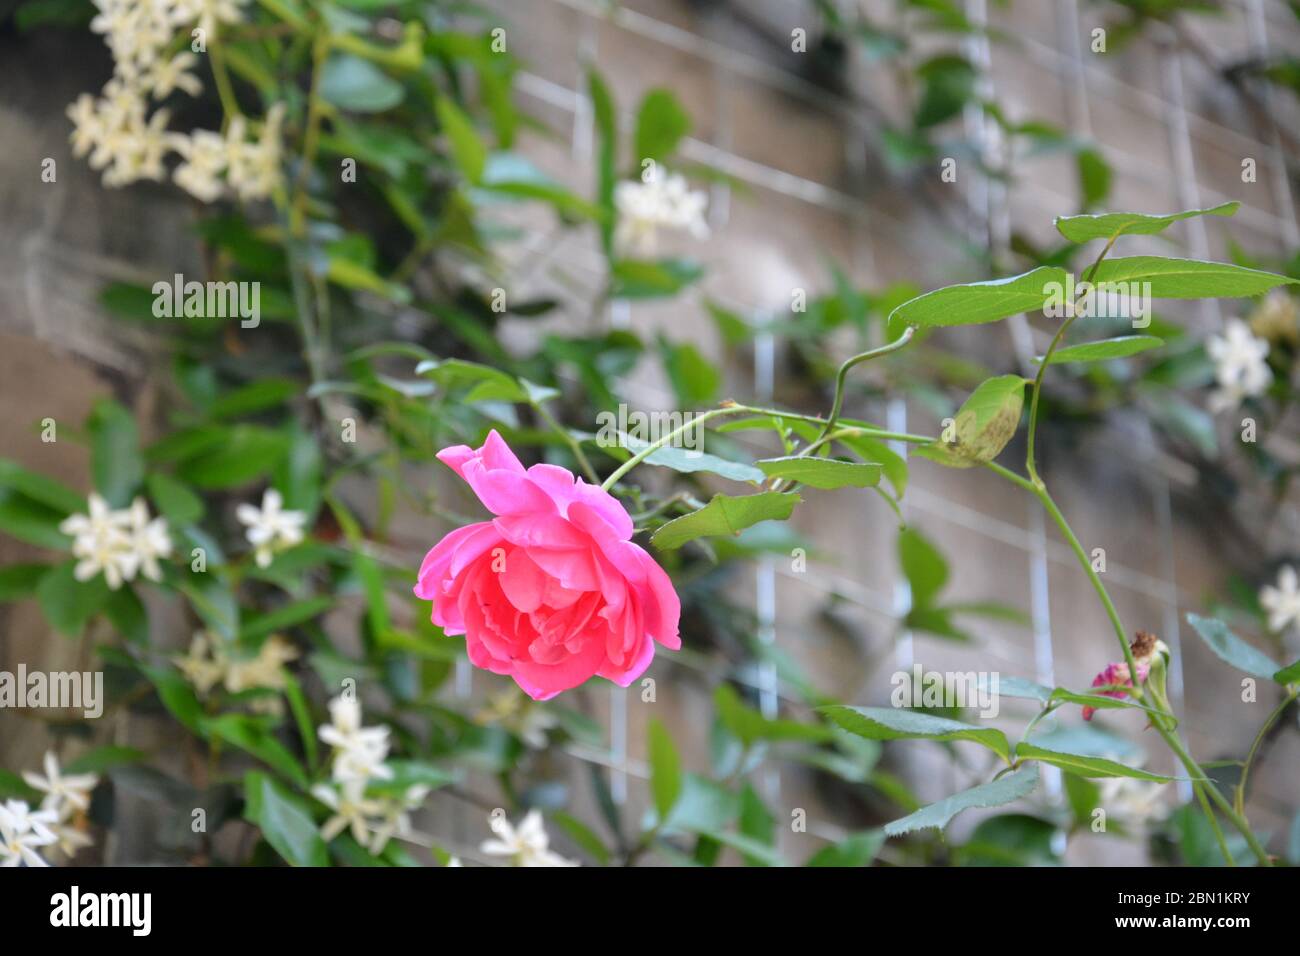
[
  {"left": 1186, "top": 613, "right": 1280, "bottom": 680},
  {"left": 621, "top": 435, "right": 764, "bottom": 484},
  {"left": 897, "top": 526, "right": 948, "bottom": 607},
  {"left": 887, "top": 267, "right": 1067, "bottom": 330},
  {"left": 239, "top": 597, "right": 333, "bottom": 641},
  {"left": 633, "top": 88, "right": 690, "bottom": 165},
  {"left": 838, "top": 432, "right": 908, "bottom": 497},
  {"left": 140, "top": 664, "right": 205, "bottom": 735},
  {"left": 1275, "top": 659, "right": 1300, "bottom": 685},
  {"left": 918, "top": 374, "right": 1027, "bottom": 468},
  {"left": 204, "top": 714, "right": 309, "bottom": 789},
  {"left": 1014, "top": 743, "right": 1175, "bottom": 781},
  {"left": 551, "top": 810, "right": 611, "bottom": 865},
  {"left": 884, "top": 765, "right": 1039, "bottom": 835},
  {"left": 104, "top": 585, "right": 148, "bottom": 644},
  {"left": 0, "top": 563, "right": 48, "bottom": 602},
  {"left": 146, "top": 472, "right": 204, "bottom": 525},
  {"left": 436, "top": 96, "right": 488, "bottom": 184},
  {"left": 244, "top": 771, "right": 328, "bottom": 867},
  {"left": 820, "top": 705, "right": 1011, "bottom": 763},
  {"left": 0, "top": 769, "right": 41, "bottom": 803},
  {"left": 657, "top": 336, "right": 719, "bottom": 407},
  {"left": 88, "top": 399, "right": 143, "bottom": 507},
  {"left": 1040, "top": 335, "right": 1164, "bottom": 365},
  {"left": 64, "top": 745, "right": 147, "bottom": 775},
  {"left": 1077, "top": 148, "right": 1111, "bottom": 208},
  {"left": 208, "top": 378, "right": 298, "bottom": 419},
  {"left": 1055, "top": 202, "right": 1239, "bottom": 243},
  {"left": 611, "top": 258, "right": 704, "bottom": 299},
  {"left": 1090, "top": 257, "right": 1299, "bottom": 299},
  {"left": 0, "top": 488, "right": 68, "bottom": 549},
  {"left": 805, "top": 830, "right": 885, "bottom": 867},
  {"left": 37, "top": 561, "right": 111, "bottom": 637},
  {"left": 320, "top": 54, "right": 404, "bottom": 113},
  {"left": 650, "top": 491, "right": 799, "bottom": 551},
  {"left": 174, "top": 426, "right": 287, "bottom": 489},
  {"left": 0, "top": 458, "right": 84, "bottom": 514},
  {"left": 647, "top": 718, "right": 682, "bottom": 818},
  {"left": 756, "top": 456, "right": 881, "bottom": 490}
]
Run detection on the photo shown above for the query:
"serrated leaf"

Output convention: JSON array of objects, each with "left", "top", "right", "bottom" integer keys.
[
  {"left": 1055, "top": 202, "right": 1239, "bottom": 243},
  {"left": 650, "top": 491, "right": 798, "bottom": 551},
  {"left": 919, "top": 374, "right": 1026, "bottom": 468},
  {"left": 756, "top": 456, "right": 881, "bottom": 489},
  {"left": 884, "top": 765, "right": 1039, "bottom": 835},
  {"left": 1186, "top": 613, "right": 1280, "bottom": 680},
  {"left": 620, "top": 434, "right": 764, "bottom": 484},
  {"left": 1090, "top": 257, "right": 1299, "bottom": 299},
  {"left": 887, "top": 267, "right": 1067, "bottom": 329},
  {"left": 1040, "top": 335, "right": 1164, "bottom": 365},
  {"left": 1014, "top": 743, "right": 1175, "bottom": 781},
  {"left": 820, "top": 705, "right": 1011, "bottom": 763}
]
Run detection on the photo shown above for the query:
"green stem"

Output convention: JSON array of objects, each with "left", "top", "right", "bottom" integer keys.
[
  {"left": 812, "top": 326, "right": 916, "bottom": 449},
  {"left": 208, "top": 35, "right": 242, "bottom": 130},
  {"left": 291, "top": 30, "right": 330, "bottom": 238},
  {"left": 535, "top": 401, "right": 599, "bottom": 484},
  {"left": 600, "top": 406, "right": 742, "bottom": 491},
  {"left": 1235, "top": 686, "right": 1297, "bottom": 816},
  {"left": 1192, "top": 779, "right": 1235, "bottom": 866}
]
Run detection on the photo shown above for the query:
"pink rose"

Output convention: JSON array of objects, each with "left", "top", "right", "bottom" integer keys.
[
  {"left": 414, "top": 430, "right": 681, "bottom": 701},
  {"left": 1081, "top": 660, "right": 1149, "bottom": 721}
]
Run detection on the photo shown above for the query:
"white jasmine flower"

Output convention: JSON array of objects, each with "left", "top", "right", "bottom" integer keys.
[
  {"left": 225, "top": 103, "right": 285, "bottom": 201},
  {"left": 60, "top": 493, "right": 171, "bottom": 590},
  {"left": 125, "top": 497, "right": 173, "bottom": 583},
  {"left": 21, "top": 752, "right": 99, "bottom": 815},
  {"left": 312, "top": 782, "right": 384, "bottom": 845},
  {"left": 1206, "top": 319, "right": 1272, "bottom": 412},
  {"left": 173, "top": 631, "right": 228, "bottom": 695},
  {"left": 48, "top": 821, "right": 95, "bottom": 860},
  {"left": 172, "top": 128, "right": 228, "bottom": 203},
  {"left": 480, "top": 810, "right": 577, "bottom": 867},
  {"left": 0, "top": 799, "right": 58, "bottom": 868},
  {"left": 236, "top": 488, "right": 307, "bottom": 568},
  {"left": 1260, "top": 565, "right": 1300, "bottom": 634},
  {"left": 147, "top": 52, "right": 203, "bottom": 99},
  {"left": 318, "top": 695, "right": 393, "bottom": 786},
  {"left": 223, "top": 635, "right": 298, "bottom": 694},
  {"left": 61, "top": 493, "right": 137, "bottom": 590},
  {"left": 368, "top": 786, "right": 429, "bottom": 855},
  {"left": 614, "top": 171, "right": 709, "bottom": 257}
]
